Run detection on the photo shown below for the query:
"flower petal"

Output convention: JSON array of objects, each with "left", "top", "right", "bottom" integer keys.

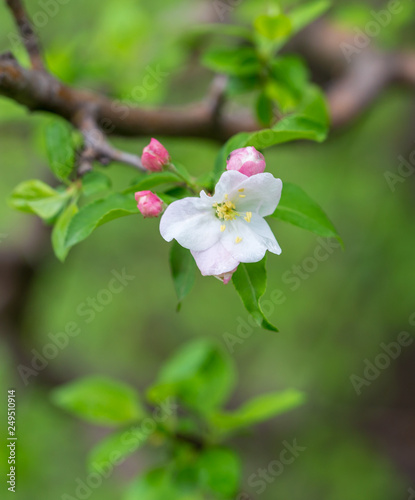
[
  {"left": 191, "top": 242, "right": 240, "bottom": 276},
  {"left": 160, "top": 197, "right": 220, "bottom": 251},
  {"left": 210, "top": 170, "right": 248, "bottom": 202},
  {"left": 233, "top": 173, "right": 282, "bottom": 216},
  {"left": 220, "top": 215, "right": 281, "bottom": 262}
]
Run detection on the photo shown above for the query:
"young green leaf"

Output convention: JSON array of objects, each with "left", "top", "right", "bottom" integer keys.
[
  {"left": 88, "top": 427, "right": 150, "bottom": 472},
  {"left": 51, "top": 376, "right": 144, "bottom": 426},
  {"left": 45, "top": 120, "right": 76, "bottom": 181},
  {"left": 254, "top": 13, "right": 292, "bottom": 40},
  {"left": 270, "top": 182, "right": 342, "bottom": 244},
  {"left": 65, "top": 193, "right": 138, "bottom": 250},
  {"left": 147, "top": 339, "right": 235, "bottom": 414},
  {"left": 232, "top": 258, "right": 278, "bottom": 332},
  {"left": 202, "top": 46, "right": 260, "bottom": 77},
  {"left": 230, "top": 86, "right": 329, "bottom": 151},
  {"left": 196, "top": 447, "right": 241, "bottom": 498},
  {"left": 169, "top": 241, "right": 197, "bottom": 311},
  {"left": 82, "top": 171, "right": 112, "bottom": 197},
  {"left": 52, "top": 202, "right": 78, "bottom": 262},
  {"left": 210, "top": 389, "right": 305, "bottom": 432},
  {"left": 9, "top": 180, "right": 71, "bottom": 219}
]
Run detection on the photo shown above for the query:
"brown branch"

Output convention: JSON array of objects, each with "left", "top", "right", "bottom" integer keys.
[
  {"left": 5, "top": 0, "right": 45, "bottom": 71},
  {"left": 73, "top": 111, "right": 146, "bottom": 172},
  {"left": 1, "top": 8, "right": 415, "bottom": 149}
]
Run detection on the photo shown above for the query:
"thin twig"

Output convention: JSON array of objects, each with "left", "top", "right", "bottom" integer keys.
[{"left": 5, "top": 0, "right": 45, "bottom": 71}]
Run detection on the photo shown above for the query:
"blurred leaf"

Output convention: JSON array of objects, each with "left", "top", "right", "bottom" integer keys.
[
  {"left": 45, "top": 120, "right": 76, "bottom": 181},
  {"left": 196, "top": 447, "right": 241, "bottom": 498},
  {"left": 169, "top": 241, "right": 197, "bottom": 311},
  {"left": 232, "top": 258, "right": 278, "bottom": 332},
  {"left": 65, "top": 193, "right": 138, "bottom": 250},
  {"left": 124, "top": 172, "right": 182, "bottom": 195},
  {"left": 289, "top": 0, "right": 331, "bottom": 34},
  {"left": 9, "top": 180, "right": 70, "bottom": 219},
  {"left": 88, "top": 427, "right": 149, "bottom": 472},
  {"left": 52, "top": 202, "right": 78, "bottom": 262},
  {"left": 226, "top": 74, "right": 261, "bottom": 96},
  {"left": 82, "top": 171, "right": 112, "bottom": 197},
  {"left": 202, "top": 46, "right": 260, "bottom": 76},
  {"left": 51, "top": 376, "right": 144, "bottom": 426},
  {"left": 269, "top": 55, "right": 310, "bottom": 111},
  {"left": 125, "top": 467, "right": 202, "bottom": 500},
  {"left": 254, "top": 14, "right": 292, "bottom": 40},
  {"left": 271, "top": 182, "right": 342, "bottom": 244},
  {"left": 210, "top": 389, "right": 305, "bottom": 432},
  {"left": 256, "top": 91, "right": 275, "bottom": 127},
  {"left": 147, "top": 339, "right": 235, "bottom": 413}
]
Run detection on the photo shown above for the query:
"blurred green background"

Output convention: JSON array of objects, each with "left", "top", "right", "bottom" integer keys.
[{"left": 1, "top": 0, "right": 415, "bottom": 499}]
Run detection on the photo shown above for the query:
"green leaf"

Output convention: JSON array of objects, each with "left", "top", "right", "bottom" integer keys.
[
  {"left": 9, "top": 180, "right": 70, "bottom": 219},
  {"left": 210, "top": 389, "right": 305, "bottom": 432},
  {"left": 232, "top": 258, "right": 278, "bottom": 332},
  {"left": 82, "top": 171, "right": 112, "bottom": 196},
  {"left": 88, "top": 427, "right": 149, "bottom": 472},
  {"left": 254, "top": 14, "right": 292, "bottom": 40},
  {"left": 169, "top": 242, "right": 197, "bottom": 311},
  {"left": 271, "top": 182, "right": 342, "bottom": 244},
  {"left": 65, "top": 193, "right": 138, "bottom": 250},
  {"left": 202, "top": 46, "right": 260, "bottom": 77},
  {"left": 51, "top": 376, "right": 144, "bottom": 426},
  {"left": 196, "top": 447, "right": 241, "bottom": 498},
  {"left": 147, "top": 339, "right": 235, "bottom": 413},
  {"left": 289, "top": 0, "right": 331, "bottom": 34},
  {"left": 231, "top": 86, "right": 329, "bottom": 151},
  {"left": 52, "top": 202, "right": 78, "bottom": 262},
  {"left": 45, "top": 120, "right": 76, "bottom": 181},
  {"left": 124, "top": 172, "right": 182, "bottom": 195},
  {"left": 256, "top": 91, "right": 275, "bottom": 127}
]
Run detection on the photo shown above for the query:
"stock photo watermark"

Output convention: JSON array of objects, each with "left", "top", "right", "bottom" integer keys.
[
  {"left": 350, "top": 311, "right": 415, "bottom": 395},
  {"left": 234, "top": 439, "right": 305, "bottom": 499},
  {"left": 340, "top": 0, "right": 403, "bottom": 62},
  {"left": 17, "top": 268, "right": 135, "bottom": 386},
  {"left": 60, "top": 397, "right": 178, "bottom": 500},
  {"left": 8, "top": 0, "right": 71, "bottom": 52},
  {"left": 384, "top": 147, "right": 415, "bottom": 192},
  {"left": 223, "top": 237, "right": 341, "bottom": 354}
]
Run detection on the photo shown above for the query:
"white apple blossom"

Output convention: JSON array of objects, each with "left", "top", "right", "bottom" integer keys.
[{"left": 160, "top": 170, "right": 282, "bottom": 278}]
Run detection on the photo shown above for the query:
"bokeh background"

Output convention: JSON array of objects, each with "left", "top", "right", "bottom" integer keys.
[{"left": 1, "top": 0, "right": 415, "bottom": 499}]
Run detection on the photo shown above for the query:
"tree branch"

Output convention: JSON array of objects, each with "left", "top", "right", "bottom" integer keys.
[{"left": 5, "top": 0, "right": 45, "bottom": 71}]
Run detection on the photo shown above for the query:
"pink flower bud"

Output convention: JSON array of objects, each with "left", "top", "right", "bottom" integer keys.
[
  {"left": 215, "top": 266, "right": 238, "bottom": 285},
  {"left": 226, "top": 146, "right": 266, "bottom": 177},
  {"left": 141, "top": 138, "right": 170, "bottom": 172},
  {"left": 135, "top": 190, "right": 163, "bottom": 218}
]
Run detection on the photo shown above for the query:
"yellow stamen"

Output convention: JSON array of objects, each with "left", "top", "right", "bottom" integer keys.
[
  {"left": 239, "top": 194, "right": 246, "bottom": 198},
  {"left": 244, "top": 212, "right": 252, "bottom": 223},
  {"left": 238, "top": 188, "right": 244, "bottom": 192},
  {"left": 220, "top": 225, "right": 226, "bottom": 232},
  {"left": 235, "top": 236, "right": 242, "bottom": 244}
]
